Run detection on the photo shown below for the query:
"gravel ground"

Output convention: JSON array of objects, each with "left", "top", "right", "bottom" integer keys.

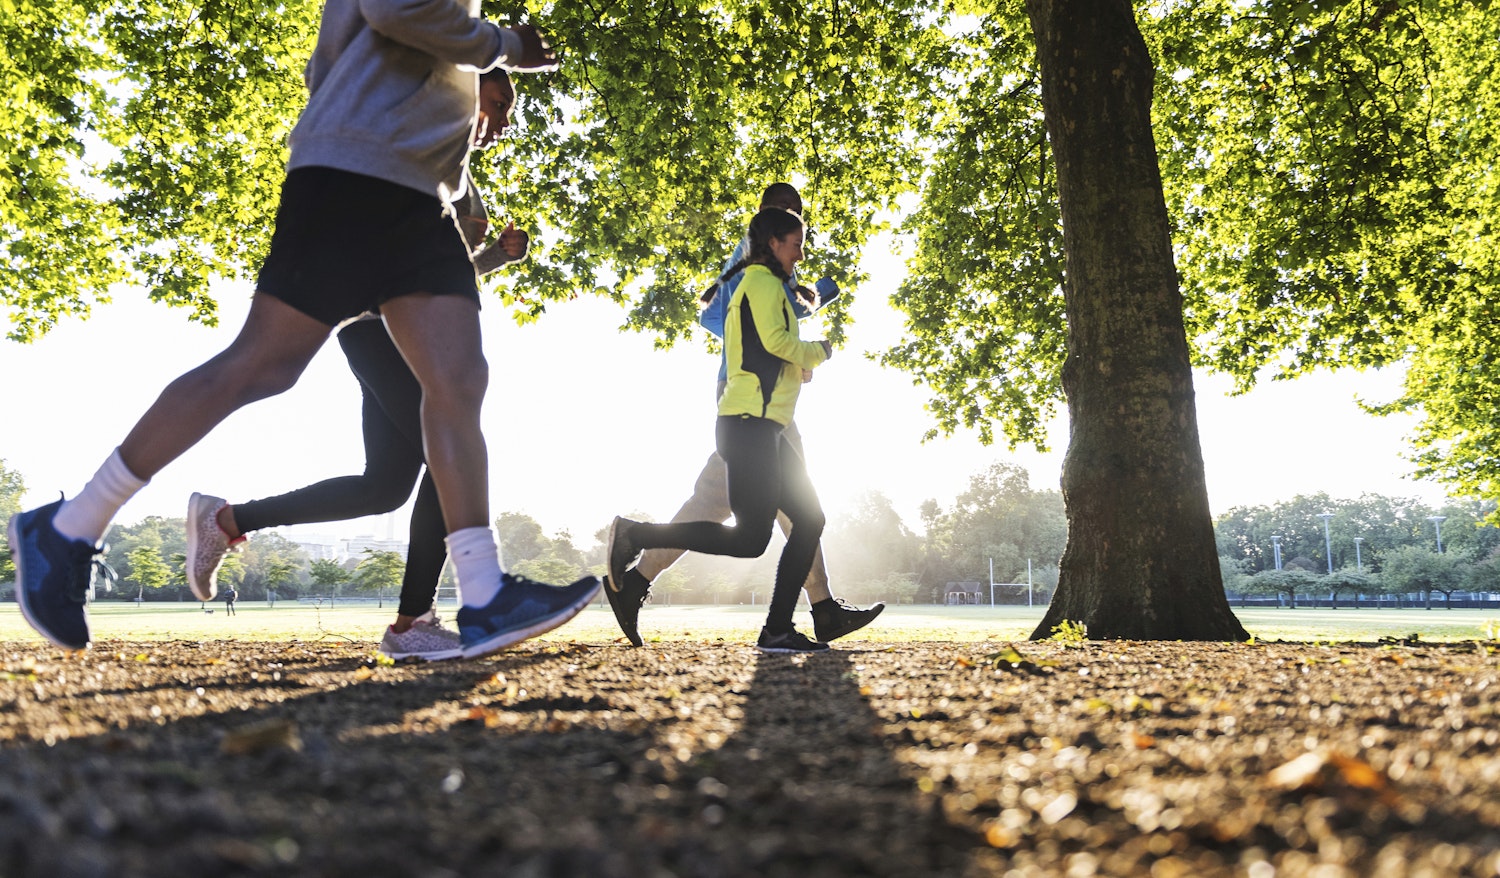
[{"left": 1, "top": 638, "right": 1497, "bottom": 877}]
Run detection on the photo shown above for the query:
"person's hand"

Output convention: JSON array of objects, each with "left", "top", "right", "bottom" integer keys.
[
  {"left": 498, "top": 221, "right": 529, "bottom": 262},
  {"left": 802, "top": 369, "right": 814, "bottom": 384},
  {"left": 472, "top": 223, "right": 530, "bottom": 275},
  {"left": 507, "top": 24, "right": 560, "bottom": 72},
  {"left": 457, "top": 214, "right": 489, "bottom": 250},
  {"left": 818, "top": 340, "right": 833, "bottom": 359}
]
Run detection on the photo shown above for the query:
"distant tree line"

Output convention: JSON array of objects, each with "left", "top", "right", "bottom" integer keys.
[
  {"left": 620, "top": 462, "right": 1068, "bottom": 607},
  {"left": 0, "top": 458, "right": 1070, "bottom": 607},
  {"left": 5, "top": 456, "right": 1495, "bottom": 610},
  {"left": 1216, "top": 494, "right": 1500, "bottom": 609}
]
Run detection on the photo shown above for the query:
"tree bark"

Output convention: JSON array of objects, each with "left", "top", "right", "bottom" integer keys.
[{"left": 1025, "top": 0, "right": 1248, "bottom": 641}]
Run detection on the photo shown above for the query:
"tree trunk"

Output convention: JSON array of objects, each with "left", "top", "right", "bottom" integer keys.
[{"left": 1025, "top": 0, "right": 1249, "bottom": 641}]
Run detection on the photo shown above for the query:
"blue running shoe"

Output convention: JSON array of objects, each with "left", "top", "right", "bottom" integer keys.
[
  {"left": 457, "top": 573, "right": 601, "bottom": 658},
  {"left": 8, "top": 498, "right": 103, "bottom": 651}
]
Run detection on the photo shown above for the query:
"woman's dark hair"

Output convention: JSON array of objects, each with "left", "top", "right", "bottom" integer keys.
[{"left": 699, "top": 208, "right": 805, "bottom": 303}]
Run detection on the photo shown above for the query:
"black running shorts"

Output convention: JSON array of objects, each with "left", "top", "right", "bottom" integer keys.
[{"left": 256, "top": 167, "right": 480, "bottom": 326}]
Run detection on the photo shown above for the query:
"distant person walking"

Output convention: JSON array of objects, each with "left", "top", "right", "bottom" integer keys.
[
  {"left": 605, "top": 183, "right": 882, "bottom": 648},
  {"left": 223, "top": 585, "right": 238, "bottom": 617},
  {"left": 608, "top": 207, "right": 841, "bottom": 653},
  {"left": 8, "top": 0, "right": 597, "bottom": 655}
]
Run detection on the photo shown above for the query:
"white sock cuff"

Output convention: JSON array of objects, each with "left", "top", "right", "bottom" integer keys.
[
  {"left": 447, "top": 526, "right": 503, "bottom": 608},
  {"left": 54, "top": 448, "right": 149, "bottom": 545},
  {"left": 445, "top": 526, "right": 497, "bottom": 559},
  {"left": 102, "top": 448, "right": 149, "bottom": 493}
]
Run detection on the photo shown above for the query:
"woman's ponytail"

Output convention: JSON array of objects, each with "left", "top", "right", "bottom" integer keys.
[{"left": 700, "top": 258, "right": 752, "bottom": 304}]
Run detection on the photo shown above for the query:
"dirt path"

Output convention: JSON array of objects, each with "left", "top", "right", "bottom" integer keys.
[{"left": 1, "top": 639, "right": 1497, "bottom": 877}]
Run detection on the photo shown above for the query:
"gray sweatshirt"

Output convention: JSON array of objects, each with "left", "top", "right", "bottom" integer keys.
[{"left": 288, "top": 0, "right": 523, "bottom": 201}]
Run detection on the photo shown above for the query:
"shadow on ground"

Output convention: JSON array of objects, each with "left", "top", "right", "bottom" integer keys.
[{"left": 1, "top": 638, "right": 1498, "bottom": 876}]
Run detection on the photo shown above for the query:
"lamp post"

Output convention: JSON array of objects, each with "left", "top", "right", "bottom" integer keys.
[
  {"left": 1271, "top": 535, "right": 1283, "bottom": 570},
  {"left": 1352, "top": 537, "right": 1363, "bottom": 572},
  {"left": 1427, "top": 515, "right": 1446, "bottom": 553},
  {"left": 1318, "top": 513, "right": 1335, "bottom": 574}
]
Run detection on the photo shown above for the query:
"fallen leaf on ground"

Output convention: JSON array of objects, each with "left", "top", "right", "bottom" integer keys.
[
  {"left": 1265, "top": 750, "right": 1400, "bottom": 805},
  {"left": 221, "top": 719, "right": 302, "bottom": 755}
]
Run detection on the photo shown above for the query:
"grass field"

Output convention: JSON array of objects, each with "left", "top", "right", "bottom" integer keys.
[{"left": 1, "top": 599, "right": 1496, "bottom": 646}]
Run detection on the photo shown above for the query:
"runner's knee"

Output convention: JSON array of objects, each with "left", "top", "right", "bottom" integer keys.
[
  {"left": 724, "top": 524, "right": 774, "bottom": 558},
  {"left": 419, "top": 354, "right": 488, "bottom": 412},
  {"left": 795, "top": 509, "right": 826, "bottom": 541}
]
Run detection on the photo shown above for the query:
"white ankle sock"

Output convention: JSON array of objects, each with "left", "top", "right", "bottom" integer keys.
[
  {"left": 54, "top": 449, "right": 147, "bottom": 545},
  {"left": 447, "top": 526, "right": 503, "bottom": 607}
]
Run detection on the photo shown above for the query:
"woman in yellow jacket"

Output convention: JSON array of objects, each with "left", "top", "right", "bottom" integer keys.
[{"left": 608, "top": 207, "right": 834, "bottom": 653}]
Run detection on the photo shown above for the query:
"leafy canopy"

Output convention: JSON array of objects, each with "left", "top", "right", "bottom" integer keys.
[{"left": 4, "top": 0, "right": 1498, "bottom": 502}]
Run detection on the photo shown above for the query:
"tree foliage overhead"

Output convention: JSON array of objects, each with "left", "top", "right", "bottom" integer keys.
[
  {"left": 2, "top": 0, "right": 316, "bottom": 340},
  {"left": 3, "top": 0, "right": 949, "bottom": 344},
  {"left": 1153, "top": 0, "right": 1480, "bottom": 379},
  {"left": 889, "top": 0, "right": 1499, "bottom": 491},
  {"left": 880, "top": 2, "right": 1065, "bottom": 447},
  {"left": 4, "top": 0, "right": 1498, "bottom": 500},
  {"left": 1148, "top": 0, "right": 1500, "bottom": 505},
  {"left": 493, "top": 0, "right": 948, "bottom": 340}
]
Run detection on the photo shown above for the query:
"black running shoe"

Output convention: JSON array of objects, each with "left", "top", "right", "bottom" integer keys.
[
  {"left": 811, "top": 597, "right": 885, "bottom": 642},
  {"left": 606, "top": 567, "right": 652, "bottom": 647},
  {"left": 757, "top": 627, "right": 829, "bottom": 654}
]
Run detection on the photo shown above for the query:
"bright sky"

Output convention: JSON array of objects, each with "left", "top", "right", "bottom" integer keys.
[{"left": 0, "top": 232, "right": 1451, "bottom": 548}]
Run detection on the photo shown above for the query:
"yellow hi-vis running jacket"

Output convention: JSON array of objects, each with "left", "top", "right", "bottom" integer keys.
[{"left": 718, "top": 264, "right": 830, "bottom": 426}]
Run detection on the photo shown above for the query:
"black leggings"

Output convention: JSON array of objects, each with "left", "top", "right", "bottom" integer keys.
[
  {"left": 234, "top": 319, "right": 446, "bottom": 618},
  {"left": 630, "top": 415, "right": 826, "bottom": 633}
]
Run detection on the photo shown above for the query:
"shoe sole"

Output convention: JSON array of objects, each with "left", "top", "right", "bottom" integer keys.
[
  {"left": 460, "top": 578, "right": 601, "bottom": 659},
  {"left": 818, "top": 603, "right": 887, "bottom": 642},
  {"left": 757, "top": 645, "right": 830, "bottom": 654},
  {"left": 603, "top": 580, "right": 645, "bottom": 647},
  {"left": 10, "top": 514, "right": 89, "bottom": 652},
  {"left": 184, "top": 492, "right": 219, "bottom": 603},
  {"left": 605, "top": 516, "right": 625, "bottom": 593},
  {"left": 381, "top": 647, "right": 464, "bottom": 662}
]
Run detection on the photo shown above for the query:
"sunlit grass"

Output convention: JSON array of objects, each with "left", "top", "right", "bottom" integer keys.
[
  {"left": 1230, "top": 607, "right": 1497, "bottom": 643},
  {"left": 2, "top": 599, "right": 1497, "bottom": 648}
]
